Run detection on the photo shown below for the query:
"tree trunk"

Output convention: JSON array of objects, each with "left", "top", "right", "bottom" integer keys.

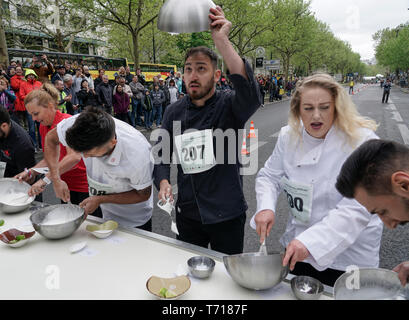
[
  {"left": 132, "top": 32, "right": 139, "bottom": 68},
  {"left": 0, "top": 0, "right": 9, "bottom": 66}
]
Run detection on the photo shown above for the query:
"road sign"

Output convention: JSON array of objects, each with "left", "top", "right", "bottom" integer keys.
[
  {"left": 256, "top": 47, "right": 265, "bottom": 57},
  {"left": 256, "top": 57, "right": 264, "bottom": 68}
]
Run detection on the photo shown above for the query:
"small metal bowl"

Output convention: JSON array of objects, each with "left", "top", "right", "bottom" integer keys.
[
  {"left": 187, "top": 256, "right": 215, "bottom": 279},
  {"left": 30, "top": 204, "right": 86, "bottom": 240},
  {"left": 291, "top": 276, "right": 324, "bottom": 300},
  {"left": 0, "top": 178, "right": 35, "bottom": 214}
]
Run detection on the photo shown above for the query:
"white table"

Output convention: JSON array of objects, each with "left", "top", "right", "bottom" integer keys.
[{"left": 0, "top": 203, "right": 333, "bottom": 300}]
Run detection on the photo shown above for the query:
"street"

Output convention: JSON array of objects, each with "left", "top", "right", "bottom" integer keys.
[{"left": 41, "top": 84, "right": 409, "bottom": 270}]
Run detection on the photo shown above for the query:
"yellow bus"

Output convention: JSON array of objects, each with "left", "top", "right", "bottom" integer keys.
[
  {"left": 7, "top": 48, "right": 127, "bottom": 81},
  {"left": 128, "top": 62, "right": 178, "bottom": 83}
]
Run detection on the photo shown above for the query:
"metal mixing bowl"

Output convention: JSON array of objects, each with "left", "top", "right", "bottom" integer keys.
[
  {"left": 0, "top": 178, "right": 35, "bottom": 213},
  {"left": 333, "top": 268, "right": 404, "bottom": 300},
  {"left": 291, "top": 276, "right": 324, "bottom": 300},
  {"left": 30, "top": 204, "right": 86, "bottom": 240},
  {"left": 223, "top": 252, "right": 289, "bottom": 290},
  {"left": 157, "top": 0, "right": 217, "bottom": 34},
  {"left": 187, "top": 256, "right": 215, "bottom": 279}
]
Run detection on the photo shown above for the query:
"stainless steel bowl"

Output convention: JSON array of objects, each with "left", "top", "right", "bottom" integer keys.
[
  {"left": 291, "top": 276, "right": 324, "bottom": 300},
  {"left": 157, "top": 0, "right": 217, "bottom": 34},
  {"left": 333, "top": 268, "right": 404, "bottom": 300},
  {"left": 223, "top": 252, "right": 289, "bottom": 290},
  {"left": 0, "top": 178, "right": 35, "bottom": 213},
  {"left": 30, "top": 204, "right": 86, "bottom": 240},
  {"left": 187, "top": 256, "right": 215, "bottom": 279}
]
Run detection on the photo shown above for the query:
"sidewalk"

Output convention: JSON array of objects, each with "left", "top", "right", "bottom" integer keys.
[{"left": 400, "top": 87, "right": 409, "bottom": 94}]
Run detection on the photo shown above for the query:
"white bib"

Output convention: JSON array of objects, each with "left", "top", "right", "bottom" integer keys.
[
  {"left": 87, "top": 175, "right": 114, "bottom": 197},
  {"left": 280, "top": 177, "right": 313, "bottom": 225},
  {"left": 174, "top": 129, "right": 216, "bottom": 174}
]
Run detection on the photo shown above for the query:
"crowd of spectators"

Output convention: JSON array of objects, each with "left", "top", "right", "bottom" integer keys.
[{"left": 0, "top": 55, "right": 238, "bottom": 143}]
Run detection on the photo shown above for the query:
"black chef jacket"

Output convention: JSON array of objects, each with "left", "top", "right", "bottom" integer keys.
[
  {"left": 154, "top": 59, "right": 261, "bottom": 224},
  {"left": 0, "top": 120, "right": 36, "bottom": 177}
]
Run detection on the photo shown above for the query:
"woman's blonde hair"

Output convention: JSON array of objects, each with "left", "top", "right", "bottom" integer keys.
[
  {"left": 289, "top": 73, "right": 378, "bottom": 147},
  {"left": 24, "top": 82, "right": 60, "bottom": 109}
]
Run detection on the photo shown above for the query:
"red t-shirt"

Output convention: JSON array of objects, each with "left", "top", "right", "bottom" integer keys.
[{"left": 40, "top": 111, "right": 88, "bottom": 193}]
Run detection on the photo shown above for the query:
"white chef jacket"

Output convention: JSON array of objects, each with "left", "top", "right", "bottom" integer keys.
[
  {"left": 250, "top": 125, "right": 383, "bottom": 271},
  {"left": 57, "top": 114, "right": 154, "bottom": 228}
]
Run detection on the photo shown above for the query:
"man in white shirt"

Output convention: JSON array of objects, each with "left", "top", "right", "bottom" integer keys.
[{"left": 43, "top": 106, "right": 154, "bottom": 230}]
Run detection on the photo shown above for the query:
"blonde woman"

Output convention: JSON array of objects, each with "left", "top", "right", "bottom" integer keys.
[
  {"left": 14, "top": 83, "right": 89, "bottom": 206},
  {"left": 250, "top": 74, "right": 383, "bottom": 286}
]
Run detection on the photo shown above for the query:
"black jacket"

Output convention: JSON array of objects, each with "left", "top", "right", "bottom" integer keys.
[{"left": 153, "top": 59, "right": 261, "bottom": 224}]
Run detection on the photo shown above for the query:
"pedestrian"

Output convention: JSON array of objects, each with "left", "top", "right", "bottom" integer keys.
[
  {"left": 16, "top": 83, "right": 89, "bottom": 206},
  {"left": 159, "top": 78, "right": 170, "bottom": 117},
  {"left": 82, "top": 66, "right": 95, "bottom": 90},
  {"left": 62, "top": 74, "right": 79, "bottom": 115},
  {"left": 252, "top": 73, "right": 382, "bottom": 286},
  {"left": 336, "top": 139, "right": 409, "bottom": 286},
  {"left": 113, "top": 84, "right": 130, "bottom": 124},
  {"left": 154, "top": 6, "right": 261, "bottom": 255},
  {"left": 96, "top": 75, "right": 113, "bottom": 114},
  {"left": 382, "top": 78, "right": 391, "bottom": 103},
  {"left": 143, "top": 90, "right": 153, "bottom": 130},
  {"left": 0, "top": 76, "right": 17, "bottom": 123},
  {"left": 168, "top": 79, "right": 179, "bottom": 105},
  {"left": 349, "top": 79, "right": 354, "bottom": 95},
  {"left": 93, "top": 69, "right": 105, "bottom": 88},
  {"left": 76, "top": 79, "right": 99, "bottom": 111},
  {"left": 0, "top": 106, "right": 35, "bottom": 178},
  {"left": 54, "top": 80, "right": 67, "bottom": 114},
  {"left": 151, "top": 84, "right": 165, "bottom": 127},
  {"left": 136, "top": 68, "right": 146, "bottom": 86},
  {"left": 10, "top": 66, "right": 26, "bottom": 128},
  {"left": 72, "top": 68, "right": 84, "bottom": 94},
  {"left": 42, "top": 106, "right": 154, "bottom": 230},
  {"left": 20, "top": 69, "right": 42, "bottom": 151},
  {"left": 51, "top": 65, "right": 66, "bottom": 84},
  {"left": 30, "top": 54, "right": 54, "bottom": 83},
  {"left": 125, "top": 66, "right": 134, "bottom": 85},
  {"left": 129, "top": 75, "right": 145, "bottom": 127}
]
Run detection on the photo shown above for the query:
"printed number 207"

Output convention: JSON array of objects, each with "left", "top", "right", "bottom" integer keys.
[{"left": 182, "top": 145, "right": 205, "bottom": 162}]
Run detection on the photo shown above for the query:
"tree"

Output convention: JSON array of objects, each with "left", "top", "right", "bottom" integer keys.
[
  {"left": 0, "top": 0, "right": 9, "bottom": 66},
  {"left": 264, "top": 0, "right": 316, "bottom": 84},
  {"left": 374, "top": 24, "right": 409, "bottom": 72},
  {"left": 6, "top": 0, "right": 99, "bottom": 52},
  {"left": 73, "top": 0, "right": 163, "bottom": 68}
]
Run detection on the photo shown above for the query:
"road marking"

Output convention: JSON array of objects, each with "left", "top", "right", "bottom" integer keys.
[
  {"left": 248, "top": 141, "right": 268, "bottom": 153},
  {"left": 398, "top": 124, "right": 409, "bottom": 145},
  {"left": 271, "top": 131, "right": 280, "bottom": 138},
  {"left": 391, "top": 111, "right": 404, "bottom": 122}
]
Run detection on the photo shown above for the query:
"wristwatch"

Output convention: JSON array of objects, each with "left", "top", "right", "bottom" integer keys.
[{"left": 42, "top": 176, "right": 52, "bottom": 185}]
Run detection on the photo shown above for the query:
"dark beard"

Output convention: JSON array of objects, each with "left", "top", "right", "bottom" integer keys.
[{"left": 188, "top": 78, "right": 215, "bottom": 100}]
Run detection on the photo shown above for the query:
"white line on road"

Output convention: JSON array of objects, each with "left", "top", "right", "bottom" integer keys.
[
  {"left": 398, "top": 124, "right": 409, "bottom": 145},
  {"left": 248, "top": 141, "right": 268, "bottom": 153},
  {"left": 391, "top": 111, "right": 404, "bottom": 122},
  {"left": 271, "top": 131, "right": 280, "bottom": 138}
]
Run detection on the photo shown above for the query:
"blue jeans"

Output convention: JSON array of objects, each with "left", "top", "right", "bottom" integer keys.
[
  {"left": 152, "top": 104, "right": 162, "bottom": 126},
  {"left": 129, "top": 98, "right": 141, "bottom": 127},
  {"left": 144, "top": 110, "right": 153, "bottom": 128},
  {"left": 26, "top": 112, "right": 37, "bottom": 148}
]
